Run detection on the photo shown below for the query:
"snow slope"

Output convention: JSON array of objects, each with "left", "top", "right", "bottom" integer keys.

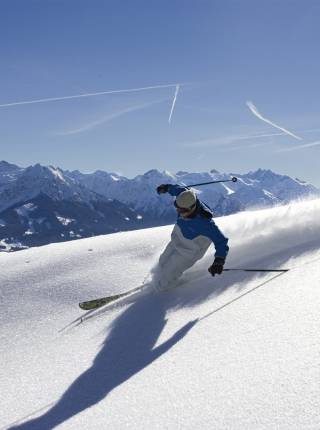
[{"left": 1, "top": 198, "right": 320, "bottom": 430}]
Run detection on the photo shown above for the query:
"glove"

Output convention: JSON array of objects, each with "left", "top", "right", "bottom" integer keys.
[
  {"left": 157, "top": 184, "right": 170, "bottom": 194},
  {"left": 208, "top": 257, "right": 225, "bottom": 276}
]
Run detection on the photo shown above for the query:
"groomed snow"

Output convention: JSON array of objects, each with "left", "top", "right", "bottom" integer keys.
[{"left": 1, "top": 199, "right": 320, "bottom": 429}]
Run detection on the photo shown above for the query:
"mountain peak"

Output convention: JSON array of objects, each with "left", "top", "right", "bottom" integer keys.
[
  {"left": 23, "top": 164, "right": 66, "bottom": 183},
  {"left": 143, "top": 169, "right": 162, "bottom": 177},
  {"left": 0, "top": 160, "right": 22, "bottom": 171}
]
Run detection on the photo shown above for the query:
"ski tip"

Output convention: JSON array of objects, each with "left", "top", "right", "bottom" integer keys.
[
  {"left": 79, "top": 298, "right": 110, "bottom": 311},
  {"left": 79, "top": 302, "right": 100, "bottom": 311},
  {"left": 79, "top": 302, "right": 88, "bottom": 310}
]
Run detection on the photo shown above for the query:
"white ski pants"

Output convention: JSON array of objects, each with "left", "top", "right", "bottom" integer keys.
[{"left": 153, "top": 225, "right": 211, "bottom": 291}]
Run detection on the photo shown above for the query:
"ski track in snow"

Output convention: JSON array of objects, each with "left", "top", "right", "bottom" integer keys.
[{"left": 1, "top": 198, "right": 320, "bottom": 430}]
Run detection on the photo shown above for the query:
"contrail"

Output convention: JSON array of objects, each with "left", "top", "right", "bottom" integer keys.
[
  {"left": 168, "top": 84, "right": 180, "bottom": 124},
  {"left": 246, "top": 101, "right": 302, "bottom": 141},
  {"left": 180, "top": 131, "right": 288, "bottom": 148},
  {"left": 0, "top": 83, "right": 179, "bottom": 109},
  {"left": 276, "top": 140, "right": 320, "bottom": 153},
  {"left": 56, "top": 98, "right": 168, "bottom": 136}
]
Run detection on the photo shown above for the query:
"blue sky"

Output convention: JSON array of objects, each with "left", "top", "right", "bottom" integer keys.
[{"left": 1, "top": 0, "right": 320, "bottom": 185}]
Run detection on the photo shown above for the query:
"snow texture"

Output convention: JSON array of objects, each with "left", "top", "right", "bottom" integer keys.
[{"left": 1, "top": 199, "right": 320, "bottom": 429}]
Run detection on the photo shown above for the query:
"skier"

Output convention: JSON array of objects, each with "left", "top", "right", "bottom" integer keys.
[{"left": 153, "top": 183, "right": 229, "bottom": 291}]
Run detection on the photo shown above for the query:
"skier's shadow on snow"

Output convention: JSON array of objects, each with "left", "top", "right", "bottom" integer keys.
[{"left": 8, "top": 293, "right": 196, "bottom": 430}]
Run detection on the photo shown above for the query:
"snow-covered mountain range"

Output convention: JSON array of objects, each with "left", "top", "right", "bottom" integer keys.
[
  {"left": 0, "top": 162, "right": 145, "bottom": 251},
  {"left": 1, "top": 198, "right": 320, "bottom": 429},
  {"left": 68, "top": 167, "right": 320, "bottom": 217},
  {"left": 0, "top": 160, "right": 319, "bottom": 251}
]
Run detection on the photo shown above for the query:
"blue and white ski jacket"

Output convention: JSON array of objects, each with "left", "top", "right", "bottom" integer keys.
[{"left": 168, "top": 184, "right": 229, "bottom": 258}]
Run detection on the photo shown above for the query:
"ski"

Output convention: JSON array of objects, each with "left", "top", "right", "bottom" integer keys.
[
  {"left": 79, "top": 285, "right": 144, "bottom": 310},
  {"left": 78, "top": 269, "right": 289, "bottom": 310}
]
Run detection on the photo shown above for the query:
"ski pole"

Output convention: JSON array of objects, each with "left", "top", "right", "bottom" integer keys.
[
  {"left": 187, "top": 177, "right": 237, "bottom": 188},
  {"left": 223, "top": 268, "right": 289, "bottom": 273}
]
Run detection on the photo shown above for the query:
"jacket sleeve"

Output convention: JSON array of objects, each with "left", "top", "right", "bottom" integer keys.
[
  {"left": 167, "top": 184, "right": 188, "bottom": 197},
  {"left": 203, "top": 219, "right": 229, "bottom": 258}
]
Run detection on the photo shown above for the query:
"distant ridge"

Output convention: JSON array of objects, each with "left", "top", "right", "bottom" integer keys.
[{"left": 0, "top": 161, "right": 319, "bottom": 251}]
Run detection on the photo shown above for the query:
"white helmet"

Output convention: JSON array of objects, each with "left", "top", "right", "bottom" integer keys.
[{"left": 175, "top": 189, "right": 197, "bottom": 209}]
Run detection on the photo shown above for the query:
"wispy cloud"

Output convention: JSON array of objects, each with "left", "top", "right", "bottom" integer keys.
[
  {"left": 180, "top": 131, "right": 287, "bottom": 148},
  {"left": 221, "top": 142, "right": 269, "bottom": 152},
  {"left": 303, "top": 128, "right": 320, "bottom": 134},
  {"left": 55, "top": 98, "right": 168, "bottom": 136},
  {"left": 246, "top": 101, "right": 302, "bottom": 141},
  {"left": 276, "top": 140, "right": 320, "bottom": 153},
  {"left": 0, "top": 83, "right": 180, "bottom": 109}
]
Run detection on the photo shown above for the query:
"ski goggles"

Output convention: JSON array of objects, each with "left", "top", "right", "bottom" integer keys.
[{"left": 174, "top": 200, "right": 196, "bottom": 214}]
